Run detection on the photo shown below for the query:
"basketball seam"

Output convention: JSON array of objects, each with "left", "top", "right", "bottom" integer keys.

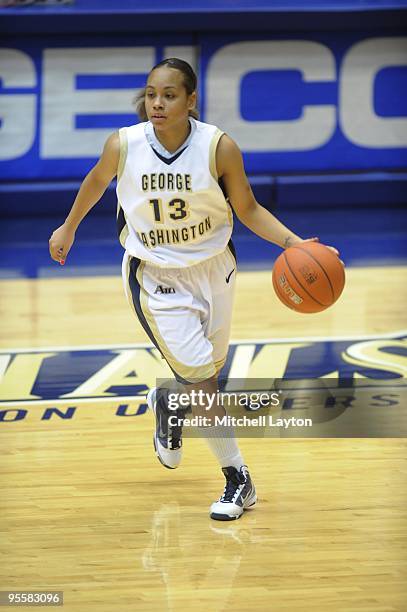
[
  {"left": 283, "top": 251, "right": 328, "bottom": 308},
  {"left": 292, "top": 245, "right": 335, "bottom": 302}
]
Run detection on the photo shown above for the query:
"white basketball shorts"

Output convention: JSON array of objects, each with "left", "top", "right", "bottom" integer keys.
[{"left": 122, "top": 245, "right": 237, "bottom": 384}]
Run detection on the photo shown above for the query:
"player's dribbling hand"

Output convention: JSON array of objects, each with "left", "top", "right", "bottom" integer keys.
[
  {"left": 49, "top": 224, "right": 75, "bottom": 265},
  {"left": 300, "top": 236, "right": 344, "bottom": 266}
]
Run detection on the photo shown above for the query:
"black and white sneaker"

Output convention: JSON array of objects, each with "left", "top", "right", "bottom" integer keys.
[
  {"left": 210, "top": 465, "right": 257, "bottom": 521},
  {"left": 147, "top": 387, "right": 185, "bottom": 470}
]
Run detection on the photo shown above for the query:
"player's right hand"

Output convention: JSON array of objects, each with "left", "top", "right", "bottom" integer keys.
[{"left": 49, "top": 224, "right": 75, "bottom": 265}]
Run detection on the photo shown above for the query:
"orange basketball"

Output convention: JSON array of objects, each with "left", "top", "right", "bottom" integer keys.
[{"left": 272, "top": 242, "right": 345, "bottom": 314}]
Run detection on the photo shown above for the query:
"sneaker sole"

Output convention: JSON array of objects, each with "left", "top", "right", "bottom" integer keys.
[{"left": 210, "top": 493, "right": 257, "bottom": 521}]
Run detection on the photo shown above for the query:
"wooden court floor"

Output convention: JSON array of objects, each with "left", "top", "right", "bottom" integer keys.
[{"left": 1, "top": 266, "right": 406, "bottom": 611}]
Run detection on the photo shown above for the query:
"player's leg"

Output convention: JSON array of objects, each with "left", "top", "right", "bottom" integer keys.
[
  {"left": 122, "top": 251, "right": 215, "bottom": 468},
  {"left": 122, "top": 249, "right": 256, "bottom": 519},
  {"left": 189, "top": 247, "right": 256, "bottom": 520},
  {"left": 184, "top": 372, "right": 256, "bottom": 521}
]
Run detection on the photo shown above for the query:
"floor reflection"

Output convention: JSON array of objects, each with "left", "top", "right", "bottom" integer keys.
[{"left": 141, "top": 500, "right": 259, "bottom": 611}]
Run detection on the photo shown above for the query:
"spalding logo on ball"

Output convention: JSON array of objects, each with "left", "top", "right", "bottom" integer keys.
[{"left": 272, "top": 242, "right": 345, "bottom": 314}]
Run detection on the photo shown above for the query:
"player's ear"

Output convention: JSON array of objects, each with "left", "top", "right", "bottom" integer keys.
[{"left": 187, "top": 91, "right": 197, "bottom": 111}]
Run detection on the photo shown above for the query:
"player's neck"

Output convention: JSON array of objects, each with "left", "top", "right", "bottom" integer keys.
[{"left": 153, "top": 120, "right": 191, "bottom": 154}]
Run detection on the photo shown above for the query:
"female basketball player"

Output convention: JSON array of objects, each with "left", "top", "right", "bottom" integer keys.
[{"left": 49, "top": 58, "right": 338, "bottom": 521}]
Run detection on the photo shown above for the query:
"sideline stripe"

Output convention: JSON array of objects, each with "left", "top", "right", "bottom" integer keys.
[
  {"left": 0, "top": 396, "right": 148, "bottom": 407},
  {"left": 1, "top": 330, "right": 405, "bottom": 354}
]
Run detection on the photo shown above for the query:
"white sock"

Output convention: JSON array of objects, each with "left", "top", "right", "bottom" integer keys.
[{"left": 198, "top": 425, "right": 244, "bottom": 470}]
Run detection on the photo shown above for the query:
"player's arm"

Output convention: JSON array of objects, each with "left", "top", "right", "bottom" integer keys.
[
  {"left": 216, "top": 134, "right": 307, "bottom": 249},
  {"left": 49, "top": 131, "right": 120, "bottom": 264}
]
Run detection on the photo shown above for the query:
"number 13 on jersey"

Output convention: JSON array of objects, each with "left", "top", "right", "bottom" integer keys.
[{"left": 149, "top": 198, "right": 190, "bottom": 223}]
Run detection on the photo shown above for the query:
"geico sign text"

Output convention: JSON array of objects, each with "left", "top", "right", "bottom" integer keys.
[{"left": 0, "top": 38, "right": 406, "bottom": 161}]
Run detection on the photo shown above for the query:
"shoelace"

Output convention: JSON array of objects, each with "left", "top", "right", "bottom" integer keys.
[
  {"left": 221, "top": 472, "right": 246, "bottom": 503},
  {"left": 167, "top": 408, "right": 186, "bottom": 450}
]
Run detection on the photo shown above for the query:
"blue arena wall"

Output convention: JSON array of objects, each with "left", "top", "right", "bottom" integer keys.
[{"left": 0, "top": 1, "right": 406, "bottom": 230}]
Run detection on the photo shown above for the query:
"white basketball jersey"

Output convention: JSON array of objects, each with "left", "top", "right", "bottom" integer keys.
[{"left": 116, "top": 119, "right": 233, "bottom": 268}]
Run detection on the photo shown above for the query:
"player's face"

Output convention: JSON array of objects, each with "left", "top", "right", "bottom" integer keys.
[{"left": 145, "top": 67, "right": 196, "bottom": 132}]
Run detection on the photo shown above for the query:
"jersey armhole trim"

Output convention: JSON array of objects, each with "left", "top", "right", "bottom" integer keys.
[
  {"left": 209, "top": 128, "right": 224, "bottom": 182},
  {"left": 117, "top": 127, "right": 128, "bottom": 181}
]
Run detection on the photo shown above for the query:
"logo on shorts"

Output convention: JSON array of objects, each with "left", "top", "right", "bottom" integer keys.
[
  {"left": 226, "top": 268, "right": 235, "bottom": 283},
  {"left": 154, "top": 285, "right": 176, "bottom": 294}
]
